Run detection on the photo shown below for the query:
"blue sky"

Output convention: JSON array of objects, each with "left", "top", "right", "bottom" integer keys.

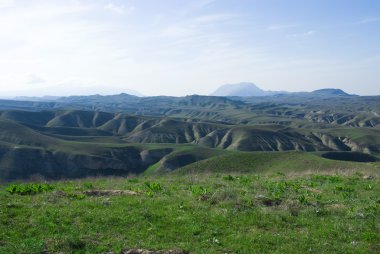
[{"left": 0, "top": 0, "right": 379, "bottom": 96}]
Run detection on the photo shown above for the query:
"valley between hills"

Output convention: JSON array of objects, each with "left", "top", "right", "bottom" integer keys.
[{"left": 0, "top": 89, "right": 379, "bottom": 181}]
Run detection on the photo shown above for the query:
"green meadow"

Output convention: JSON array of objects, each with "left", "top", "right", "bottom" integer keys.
[{"left": 1, "top": 152, "right": 379, "bottom": 253}]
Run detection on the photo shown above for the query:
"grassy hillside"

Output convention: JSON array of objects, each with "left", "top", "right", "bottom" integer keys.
[
  {"left": 1, "top": 109, "right": 378, "bottom": 154},
  {"left": 177, "top": 151, "right": 380, "bottom": 175},
  {"left": 0, "top": 107, "right": 379, "bottom": 181},
  {"left": 0, "top": 168, "right": 379, "bottom": 253}
]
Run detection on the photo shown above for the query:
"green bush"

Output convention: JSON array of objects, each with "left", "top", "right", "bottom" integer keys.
[
  {"left": 189, "top": 185, "right": 208, "bottom": 196},
  {"left": 144, "top": 182, "right": 162, "bottom": 196},
  {"left": 6, "top": 183, "right": 54, "bottom": 195}
]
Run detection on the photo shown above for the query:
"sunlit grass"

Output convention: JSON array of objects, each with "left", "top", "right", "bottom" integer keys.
[{"left": 1, "top": 170, "right": 379, "bottom": 253}]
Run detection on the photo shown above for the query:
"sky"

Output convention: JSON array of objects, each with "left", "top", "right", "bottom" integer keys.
[{"left": 0, "top": 0, "right": 379, "bottom": 97}]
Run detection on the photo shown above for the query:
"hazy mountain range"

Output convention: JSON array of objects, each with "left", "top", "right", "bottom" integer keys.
[
  {"left": 9, "top": 82, "right": 355, "bottom": 101},
  {"left": 210, "top": 82, "right": 353, "bottom": 97}
]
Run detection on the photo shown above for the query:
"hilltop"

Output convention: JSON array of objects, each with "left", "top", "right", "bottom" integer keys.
[{"left": 311, "top": 88, "right": 353, "bottom": 96}]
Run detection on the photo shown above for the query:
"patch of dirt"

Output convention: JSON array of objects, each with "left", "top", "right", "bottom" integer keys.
[
  {"left": 255, "top": 195, "right": 282, "bottom": 206},
  {"left": 198, "top": 194, "right": 209, "bottom": 201},
  {"left": 83, "top": 190, "right": 138, "bottom": 196},
  {"left": 121, "top": 249, "right": 188, "bottom": 254},
  {"left": 363, "top": 175, "right": 375, "bottom": 180},
  {"left": 303, "top": 186, "right": 322, "bottom": 194},
  {"left": 326, "top": 203, "right": 346, "bottom": 210}
]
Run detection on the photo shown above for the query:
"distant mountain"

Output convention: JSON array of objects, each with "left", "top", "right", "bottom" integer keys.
[
  {"left": 11, "top": 89, "right": 144, "bottom": 102},
  {"left": 311, "top": 88, "right": 352, "bottom": 96},
  {"left": 13, "top": 96, "right": 62, "bottom": 101},
  {"left": 210, "top": 82, "right": 285, "bottom": 97},
  {"left": 57, "top": 93, "right": 140, "bottom": 104},
  {"left": 211, "top": 82, "right": 355, "bottom": 98},
  {"left": 119, "top": 88, "right": 145, "bottom": 97}
]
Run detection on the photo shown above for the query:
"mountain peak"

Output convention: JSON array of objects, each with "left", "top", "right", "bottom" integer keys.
[{"left": 210, "top": 82, "right": 268, "bottom": 97}]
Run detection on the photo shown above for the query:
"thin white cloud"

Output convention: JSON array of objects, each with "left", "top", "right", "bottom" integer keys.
[
  {"left": 267, "top": 24, "right": 298, "bottom": 31},
  {"left": 196, "top": 0, "right": 219, "bottom": 8},
  {"left": 304, "top": 30, "right": 315, "bottom": 36},
  {"left": 357, "top": 17, "right": 380, "bottom": 24},
  {"left": 194, "top": 14, "right": 238, "bottom": 23},
  {"left": 104, "top": 3, "right": 134, "bottom": 15},
  {"left": 288, "top": 30, "right": 315, "bottom": 38},
  {"left": 161, "top": 13, "right": 238, "bottom": 38}
]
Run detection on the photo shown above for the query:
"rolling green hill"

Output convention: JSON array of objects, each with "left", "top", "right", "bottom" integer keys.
[
  {"left": 1, "top": 109, "right": 377, "bottom": 154},
  {"left": 176, "top": 151, "right": 380, "bottom": 175},
  {"left": 0, "top": 92, "right": 379, "bottom": 181}
]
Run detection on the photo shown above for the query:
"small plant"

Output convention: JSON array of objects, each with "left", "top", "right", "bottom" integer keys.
[
  {"left": 67, "top": 192, "right": 86, "bottom": 200},
  {"left": 6, "top": 183, "right": 54, "bottom": 195},
  {"left": 311, "top": 175, "right": 344, "bottom": 184},
  {"left": 223, "top": 175, "right": 235, "bottom": 181},
  {"left": 128, "top": 178, "right": 139, "bottom": 183},
  {"left": 239, "top": 176, "right": 251, "bottom": 185},
  {"left": 144, "top": 182, "right": 162, "bottom": 192},
  {"left": 264, "top": 180, "right": 287, "bottom": 199},
  {"left": 312, "top": 193, "right": 322, "bottom": 200},
  {"left": 144, "top": 182, "right": 162, "bottom": 196},
  {"left": 335, "top": 185, "right": 354, "bottom": 192},
  {"left": 83, "top": 182, "right": 94, "bottom": 189},
  {"left": 286, "top": 180, "right": 302, "bottom": 192},
  {"left": 334, "top": 185, "right": 355, "bottom": 198},
  {"left": 190, "top": 185, "right": 208, "bottom": 196},
  {"left": 298, "top": 194, "right": 308, "bottom": 205}
]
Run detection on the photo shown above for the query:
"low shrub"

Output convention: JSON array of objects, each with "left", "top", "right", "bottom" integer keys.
[
  {"left": 6, "top": 183, "right": 54, "bottom": 195},
  {"left": 189, "top": 185, "right": 208, "bottom": 196}
]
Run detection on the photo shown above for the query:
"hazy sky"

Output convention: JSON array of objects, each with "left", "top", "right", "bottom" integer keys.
[{"left": 0, "top": 0, "right": 379, "bottom": 96}]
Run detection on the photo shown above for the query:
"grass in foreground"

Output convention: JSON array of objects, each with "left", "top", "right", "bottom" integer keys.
[{"left": 0, "top": 171, "right": 379, "bottom": 253}]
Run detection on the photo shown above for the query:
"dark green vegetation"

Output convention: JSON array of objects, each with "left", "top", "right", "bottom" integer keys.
[
  {"left": 0, "top": 170, "right": 379, "bottom": 253},
  {"left": 322, "top": 151, "right": 378, "bottom": 162},
  {"left": 0, "top": 91, "right": 379, "bottom": 181}
]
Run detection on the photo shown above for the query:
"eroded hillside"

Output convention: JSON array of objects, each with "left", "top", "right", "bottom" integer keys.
[{"left": 0, "top": 92, "right": 379, "bottom": 181}]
